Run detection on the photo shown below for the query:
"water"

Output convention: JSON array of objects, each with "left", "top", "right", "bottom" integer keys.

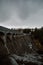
[
  {"left": 9, "top": 57, "right": 18, "bottom": 65},
  {"left": 4, "top": 36, "right": 10, "bottom": 54},
  {"left": 9, "top": 41, "right": 43, "bottom": 65},
  {"left": 10, "top": 54, "right": 43, "bottom": 65},
  {"left": 1, "top": 34, "right": 43, "bottom": 65}
]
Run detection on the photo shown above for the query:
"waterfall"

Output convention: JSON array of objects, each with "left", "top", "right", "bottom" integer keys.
[
  {"left": 28, "top": 42, "right": 32, "bottom": 49},
  {"left": 4, "top": 35, "right": 10, "bottom": 54},
  {"left": 9, "top": 57, "right": 18, "bottom": 65}
]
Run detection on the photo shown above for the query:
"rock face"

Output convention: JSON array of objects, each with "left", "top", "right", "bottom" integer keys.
[
  {"left": 0, "top": 31, "right": 43, "bottom": 65},
  {"left": 0, "top": 32, "right": 32, "bottom": 56},
  {"left": 12, "top": 35, "right": 31, "bottom": 55},
  {"left": 0, "top": 32, "right": 8, "bottom": 56}
]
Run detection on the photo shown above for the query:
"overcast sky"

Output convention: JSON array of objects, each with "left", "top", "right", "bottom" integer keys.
[{"left": 0, "top": 0, "right": 43, "bottom": 28}]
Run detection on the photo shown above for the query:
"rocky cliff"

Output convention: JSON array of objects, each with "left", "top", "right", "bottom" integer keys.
[
  {"left": 0, "top": 32, "right": 33, "bottom": 56},
  {"left": 0, "top": 31, "right": 43, "bottom": 65}
]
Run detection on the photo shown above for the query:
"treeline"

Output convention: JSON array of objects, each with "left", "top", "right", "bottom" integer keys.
[
  {"left": 23, "top": 27, "right": 43, "bottom": 45},
  {"left": 23, "top": 29, "right": 31, "bottom": 34},
  {"left": 31, "top": 27, "right": 43, "bottom": 45}
]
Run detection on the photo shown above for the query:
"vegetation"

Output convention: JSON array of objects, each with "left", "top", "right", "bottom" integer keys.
[
  {"left": 31, "top": 27, "right": 43, "bottom": 45},
  {"left": 23, "top": 29, "right": 31, "bottom": 34}
]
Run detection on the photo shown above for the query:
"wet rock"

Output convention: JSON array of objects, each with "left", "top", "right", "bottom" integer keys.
[
  {"left": 16, "top": 59, "right": 23, "bottom": 65},
  {"left": 25, "top": 62, "right": 38, "bottom": 65},
  {"left": 16, "top": 60, "right": 38, "bottom": 65},
  {"left": 37, "top": 50, "right": 43, "bottom": 54},
  {"left": 0, "top": 32, "right": 8, "bottom": 56},
  {"left": 0, "top": 56, "right": 12, "bottom": 65},
  {"left": 12, "top": 35, "right": 32, "bottom": 55},
  {"left": 9, "top": 57, "right": 18, "bottom": 65}
]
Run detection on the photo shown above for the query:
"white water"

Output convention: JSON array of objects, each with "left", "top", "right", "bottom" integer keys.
[
  {"left": 3, "top": 36, "right": 10, "bottom": 54},
  {"left": 9, "top": 57, "right": 18, "bottom": 65},
  {"left": 10, "top": 54, "right": 43, "bottom": 65}
]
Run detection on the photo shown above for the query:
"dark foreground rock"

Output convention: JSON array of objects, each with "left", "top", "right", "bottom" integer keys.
[
  {"left": 0, "top": 56, "right": 12, "bottom": 65},
  {"left": 17, "top": 60, "right": 38, "bottom": 65}
]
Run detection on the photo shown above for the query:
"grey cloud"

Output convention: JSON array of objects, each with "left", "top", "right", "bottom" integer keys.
[
  {"left": 0, "top": 0, "right": 43, "bottom": 28},
  {"left": 0, "top": 0, "right": 43, "bottom": 21},
  {"left": 17, "top": 0, "right": 43, "bottom": 20}
]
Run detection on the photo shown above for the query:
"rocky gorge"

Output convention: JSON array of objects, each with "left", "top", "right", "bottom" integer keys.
[{"left": 0, "top": 30, "right": 43, "bottom": 65}]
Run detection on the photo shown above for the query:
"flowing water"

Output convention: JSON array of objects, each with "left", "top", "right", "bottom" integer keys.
[{"left": 10, "top": 53, "right": 43, "bottom": 65}]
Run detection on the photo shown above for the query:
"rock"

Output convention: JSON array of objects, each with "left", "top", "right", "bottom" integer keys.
[
  {"left": 24, "top": 62, "right": 38, "bottom": 65},
  {"left": 0, "top": 56, "right": 12, "bottom": 65},
  {"left": 0, "top": 32, "right": 8, "bottom": 56}
]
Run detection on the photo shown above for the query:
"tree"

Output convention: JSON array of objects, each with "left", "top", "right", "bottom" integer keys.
[{"left": 23, "top": 29, "right": 31, "bottom": 34}]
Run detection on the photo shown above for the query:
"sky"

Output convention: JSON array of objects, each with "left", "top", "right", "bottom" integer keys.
[{"left": 0, "top": 0, "right": 43, "bottom": 28}]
